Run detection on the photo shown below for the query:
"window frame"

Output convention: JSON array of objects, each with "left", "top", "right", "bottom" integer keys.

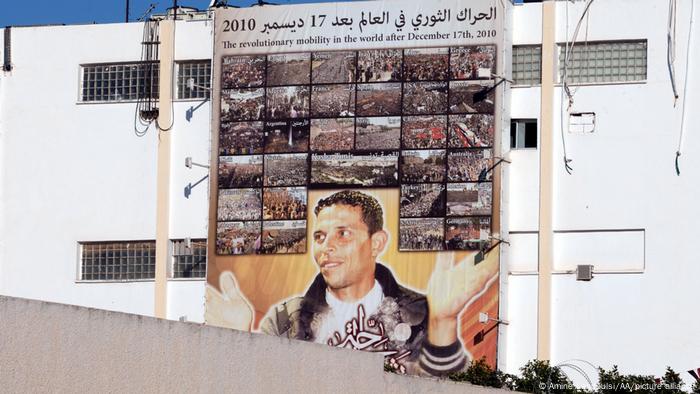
[
  {"left": 510, "top": 118, "right": 538, "bottom": 150},
  {"left": 175, "top": 60, "right": 212, "bottom": 101},
  {"left": 512, "top": 44, "right": 542, "bottom": 87},
  {"left": 557, "top": 39, "right": 647, "bottom": 86},
  {"left": 76, "top": 240, "right": 157, "bottom": 283},
  {"left": 170, "top": 238, "right": 208, "bottom": 280},
  {"left": 77, "top": 61, "right": 160, "bottom": 104}
]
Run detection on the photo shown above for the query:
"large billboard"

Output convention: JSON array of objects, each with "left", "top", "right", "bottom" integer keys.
[{"left": 206, "top": 0, "right": 507, "bottom": 377}]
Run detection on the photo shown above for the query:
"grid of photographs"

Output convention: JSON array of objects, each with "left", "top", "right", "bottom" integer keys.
[{"left": 216, "top": 45, "right": 497, "bottom": 254}]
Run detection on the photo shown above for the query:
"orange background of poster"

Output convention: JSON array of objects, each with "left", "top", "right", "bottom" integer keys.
[{"left": 207, "top": 188, "right": 500, "bottom": 367}]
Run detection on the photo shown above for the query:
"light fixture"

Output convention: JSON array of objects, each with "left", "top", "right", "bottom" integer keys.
[
  {"left": 185, "top": 156, "right": 209, "bottom": 169},
  {"left": 478, "top": 312, "right": 509, "bottom": 325}
]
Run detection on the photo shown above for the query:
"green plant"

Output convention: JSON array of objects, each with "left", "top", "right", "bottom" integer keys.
[
  {"left": 515, "top": 359, "right": 579, "bottom": 394},
  {"left": 448, "top": 357, "right": 516, "bottom": 389},
  {"left": 691, "top": 379, "right": 700, "bottom": 394},
  {"left": 597, "top": 366, "right": 685, "bottom": 394},
  {"left": 658, "top": 367, "right": 685, "bottom": 394}
]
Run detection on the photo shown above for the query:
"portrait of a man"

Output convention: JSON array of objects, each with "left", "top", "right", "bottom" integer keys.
[{"left": 206, "top": 190, "right": 497, "bottom": 376}]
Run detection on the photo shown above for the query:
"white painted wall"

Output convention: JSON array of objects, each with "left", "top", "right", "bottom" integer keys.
[
  {"left": 0, "top": 20, "right": 211, "bottom": 318},
  {"left": 1, "top": 0, "right": 699, "bottom": 387},
  {"left": 506, "top": 0, "right": 700, "bottom": 386}
]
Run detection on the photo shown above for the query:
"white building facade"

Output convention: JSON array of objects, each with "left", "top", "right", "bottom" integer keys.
[{"left": 1, "top": 0, "right": 698, "bottom": 385}]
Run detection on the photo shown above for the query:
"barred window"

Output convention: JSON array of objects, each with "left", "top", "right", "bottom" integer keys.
[
  {"left": 177, "top": 61, "right": 211, "bottom": 99},
  {"left": 80, "top": 62, "right": 159, "bottom": 102},
  {"left": 558, "top": 40, "right": 647, "bottom": 84},
  {"left": 171, "top": 239, "right": 207, "bottom": 278},
  {"left": 513, "top": 45, "right": 542, "bottom": 85},
  {"left": 79, "top": 241, "right": 156, "bottom": 281}
]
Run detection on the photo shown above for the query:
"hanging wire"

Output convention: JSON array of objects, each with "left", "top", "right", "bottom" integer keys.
[
  {"left": 155, "top": 19, "right": 176, "bottom": 133},
  {"left": 563, "top": 0, "right": 595, "bottom": 107},
  {"left": 675, "top": 0, "right": 695, "bottom": 176},
  {"left": 559, "top": 0, "right": 595, "bottom": 175},
  {"left": 134, "top": 18, "right": 160, "bottom": 137},
  {"left": 667, "top": 0, "right": 679, "bottom": 105}
]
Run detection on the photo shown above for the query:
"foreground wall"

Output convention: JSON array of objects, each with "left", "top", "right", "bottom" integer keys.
[{"left": 0, "top": 296, "right": 505, "bottom": 394}]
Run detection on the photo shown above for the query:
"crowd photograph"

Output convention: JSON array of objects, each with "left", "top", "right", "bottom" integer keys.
[
  {"left": 219, "top": 121, "right": 264, "bottom": 155},
  {"left": 262, "top": 186, "right": 307, "bottom": 220},
  {"left": 310, "top": 152, "right": 399, "bottom": 187},
  {"left": 221, "top": 88, "right": 265, "bottom": 122},
  {"left": 400, "top": 183, "right": 446, "bottom": 218},
  {"left": 447, "top": 149, "right": 493, "bottom": 182},
  {"left": 266, "top": 86, "right": 310, "bottom": 119},
  {"left": 356, "top": 49, "right": 402, "bottom": 82},
  {"left": 221, "top": 55, "right": 265, "bottom": 88},
  {"left": 263, "top": 153, "right": 308, "bottom": 187},
  {"left": 403, "top": 48, "right": 449, "bottom": 81},
  {"left": 218, "top": 155, "right": 263, "bottom": 188},
  {"left": 217, "top": 188, "right": 262, "bottom": 221},
  {"left": 267, "top": 53, "right": 311, "bottom": 86},
  {"left": 449, "top": 45, "right": 496, "bottom": 80},
  {"left": 356, "top": 83, "right": 402, "bottom": 116},
  {"left": 449, "top": 80, "right": 495, "bottom": 114},
  {"left": 448, "top": 114, "right": 495, "bottom": 148},
  {"left": 401, "top": 115, "right": 447, "bottom": 149},
  {"left": 399, "top": 218, "right": 445, "bottom": 251},
  {"left": 445, "top": 217, "right": 491, "bottom": 250},
  {"left": 213, "top": 46, "right": 499, "bottom": 255},
  {"left": 402, "top": 82, "right": 448, "bottom": 115},
  {"left": 260, "top": 220, "right": 307, "bottom": 254},
  {"left": 310, "top": 118, "right": 355, "bottom": 152},
  {"left": 355, "top": 116, "right": 401, "bottom": 150},
  {"left": 446, "top": 183, "right": 492, "bottom": 216},
  {"left": 216, "top": 221, "right": 261, "bottom": 255},
  {"left": 400, "top": 149, "right": 446, "bottom": 183},
  {"left": 263, "top": 120, "right": 310, "bottom": 153},
  {"left": 312, "top": 51, "right": 356, "bottom": 84},
  {"left": 310, "top": 84, "right": 356, "bottom": 117}
]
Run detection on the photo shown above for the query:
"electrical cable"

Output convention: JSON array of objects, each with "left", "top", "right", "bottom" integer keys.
[
  {"left": 559, "top": 0, "right": 595, "bottom": 175},
  {"left": 667, "top": 0, "right": 679, "bottom": 104},
  {"left": 676, "top": 0, "right": 695, "bottom": 176},
  {"left": 563, "top": 0, "right": 594, "bottom": 107},
  {"left": 133, "top": 18, "right": 159, "bottom": 137},
  {"left": 155, "top": 7, "right": 178, "bottom": 133}
]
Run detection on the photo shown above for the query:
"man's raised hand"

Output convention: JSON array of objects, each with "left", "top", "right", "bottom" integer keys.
[
  {"left": 426, "top": 251, "right": 498, "bottom": 346},
  {"left": 204, "top": 271, "right": 254, "bottom": 331}
]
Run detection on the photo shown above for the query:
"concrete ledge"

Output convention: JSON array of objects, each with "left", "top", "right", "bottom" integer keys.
[{"left": 0, "top": 296, "right": 506, "bottom": 393}]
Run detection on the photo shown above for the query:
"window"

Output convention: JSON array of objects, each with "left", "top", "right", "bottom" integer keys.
[
  {"left": 558, "top": 40, "right": 647, "bottom": 84},
  {"left": 80, "top": 62, "right": 159, "bottom": 102},
  {"left": 512, "top": 45, "right": 542, "bottom": 86},
  {"left": 511, "top": 119, "right": 538, "bottom": 149},
  {"left": 177, "top": 60, "right": 211, "bottom": 100},
  {"left": 171, "top": 239, "right": 207, "bottom": 278},
  {"left": 79, "top": 241, "right": 156, "bottom": 281}
]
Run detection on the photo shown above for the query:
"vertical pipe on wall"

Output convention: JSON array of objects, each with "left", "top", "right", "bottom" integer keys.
[
  {"left": 155, "top": 20, "right": 175, "bottom": 319},
  {"left": 537, "top": 0, "right": 556, "bottom": 361}
]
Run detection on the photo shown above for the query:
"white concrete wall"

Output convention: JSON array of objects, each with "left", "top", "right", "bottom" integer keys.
[
  {"left": 549, "top": 0, "right": 700, "bottom": 383},
  {"left": 1, "top": 295, "right": 510, "bottom": 394},
  {"left": 0, "top": 20, "right": 210, "bottom": 319},
  {"left": 505, "top": 0, "right": 700, "bottom": 385}
]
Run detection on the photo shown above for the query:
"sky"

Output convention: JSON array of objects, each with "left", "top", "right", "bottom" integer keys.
[
  {"left": 0, "top": 0, "right": 331, "bottom": 27},
  {"left": 0, "top": 0, "right": 524, "bottom": 27}
]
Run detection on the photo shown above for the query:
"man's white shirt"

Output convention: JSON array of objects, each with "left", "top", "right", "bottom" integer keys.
[{"left": 314, "top": 280, "right": 383, "bottom": 344}]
